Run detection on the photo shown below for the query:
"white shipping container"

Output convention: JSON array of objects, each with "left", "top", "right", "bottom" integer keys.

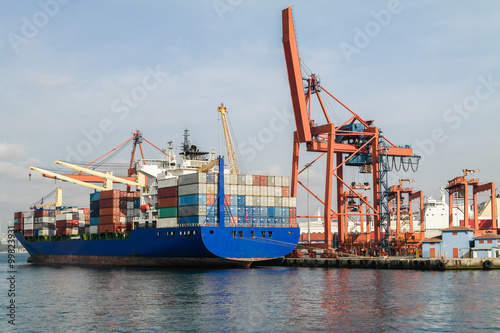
[
  {"left": 252, "top": 186, "right": 260, "bottom": 196},
  {"left": 24, "top": 211, "right": 34, "bottom": 219},
  {"left": 206, "top": 184, "right": 216, "bottom": 194},
  {"left": 158, "top": 177, "right": 178, "bottom": 188},
  {"left": 282, "top": 176, "right": 290, "bottom": 187},
  {"left": 275, "top": 176, "right": 282, "bottom": 187},
  {"left": 90, "top": 226, "right": 99, "bottom": 234},
  {"left": 275, "top": 197, "right": 283, "bottom": 207},
  {"left": 275, "top": 186, "right": 282, "bottom": 197},
  {"left": 260, "top": 186, "right": 268, "bottom": 196},
  {"left": 268, "top": 186, "right": 275, "bottom": 197},
  {"left": 268, "top": 197, "right": 275, "bottom": 206},
  {"left": 237, "top": 185, "right": 245, "bottom": 195},
  {"left": 246, "top": 196, "right": 254, "bottom": 206},
  {"left": 127, "top": 201, "right": 134, "bottom": 209},
  {"left": 245, "top": 186, "right": 252, "bottom": 196},
  {"left": 261, "top": 197, "right": 268, "bottom": 207},
  {"left": 79, "top": 222, "right": 85, "bottom": 228},
  {"left": 282, "top": 197, "right": 290, "bottom": 207},
  {"left": 56, "top": 213, "right": 73, "bottom": 221},
  {"left": 268, "top": 176, "right": 275, "bottom": 186},
  {"left": 290, "top": 197, "right": 297, "bottom": 207},
  {"left": 245, "top": 175, "right": 253, "bottom": 186},
  {"left": 61, "top": 207, "right": 78, "bottom": 213},
  {"left": 226, "top": 174, "right": 237, "bottom": 185},
  {"left": 24, "top": 223, "right": 34, "bottom": 230},
  {"left": 38, "top": 229, "right": 50, "bottom": 236},
  {"left": 157, "top": 217, "right": 178, "bottom": 228}
]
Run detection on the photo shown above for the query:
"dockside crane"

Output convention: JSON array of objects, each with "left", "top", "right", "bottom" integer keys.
[
  {"left": 218, "top": 103, "right": 240, "bottom": 174},
  {"left": 282, "top": 7, "right": 421, "bottom": 251},
  {"left": 30, "top": 187, "right": 63, "bottom": 209}
]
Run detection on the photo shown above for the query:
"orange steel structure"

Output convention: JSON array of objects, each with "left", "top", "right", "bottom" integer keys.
[
  {"left": 446, "top": 169, "right": 497, "bottom": 234},
  {"left": 43, "top": 130, "right": 168, "bottom": 186},
  {"left": 282, "top": 7, "right": 420, "bottom": 250}
]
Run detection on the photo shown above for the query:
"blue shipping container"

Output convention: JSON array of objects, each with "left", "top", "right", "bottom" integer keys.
[
  {"left": 237, "top": 195, "right": 246, "bottom": 206},
  {"left": 268, "top": 207, "right": 275, "bottom": 217},
  {"left": 178, "top": 194, "right": 207, "bottom": 206},
  {"left": 90, "top": 217, "right": 100, "bottom": 226},
  {"left": 90, "top": 192, "right": 100, "bottom": 202}
]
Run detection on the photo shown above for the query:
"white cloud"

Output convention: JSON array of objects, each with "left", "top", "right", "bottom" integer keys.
[{"left": 0, "top": 143, "right": 28, "bottom": 159}]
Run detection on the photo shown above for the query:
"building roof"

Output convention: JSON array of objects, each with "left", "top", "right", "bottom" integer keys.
[
  {"left": 421, "top": 237, "right": 443, "bottom": 243},
  {"left": 474, "top": 233, "right": 500, "bottom": 239},
  {"left": 441, "top": 226, "right": 473, "bottom": 232},
  {"left": 471, "top": 246, "right": 499, "bottom": 251}
]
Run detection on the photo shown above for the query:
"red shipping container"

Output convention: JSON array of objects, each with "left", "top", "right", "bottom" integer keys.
[
  {"left": 260, "top": 175, "right": 268, "bottom": 186},
  {"left": 282, "top": 186, "right": 290, "bottom": 197},
  {"left": 100, "top": 215, "right": 122, "bottom": 224},
  {"left": 206, "top": 195, "right": 215, "bottom": 206},
  {"left": 24, "top": 230, "right": 34, "bottom": 237},
  {"left": 56, "top": 227, "right": 72, "bottom": 236},
  {"left": 289, "top": 207, "right": 297, "bottom": 218},
  {"left": 14, "top": 212, "right": 24, "bottom": 218},
  {"left": 100, "top": 207, "right": 121, "bottom": 216},
  {"left": 158, "top": 187, "right": 177, "bottom": 198},
  {"left": 98, "top": 224, "right": 119, "bottom": 233},
  {"left": 253, "top": 175, "right": 260, "bottom": 186},
  {"left": 56, "top": 221, "right": 72, "bottom": 228},
  {"left": 224, "top": 195, "right": 231, "bottom": 205},
  {"left": 100, "top": 198, "right": 120, "bottom": 208},
  {"left": 100, "top": 189, "right": 120, "bottom": 200},
  {"left": 158, "top": 197, "right": 178, "bottom": 208},
  {"left": 14, "top": 224, "right": 22, "bottom": 230}
]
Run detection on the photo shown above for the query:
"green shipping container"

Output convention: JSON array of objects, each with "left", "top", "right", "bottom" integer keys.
[{"left": 158, "top": 207, "right": 177, "bottom": 218}]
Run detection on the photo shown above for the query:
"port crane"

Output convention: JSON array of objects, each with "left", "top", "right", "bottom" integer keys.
[
  {"left": 30, "top": 187, "right": 63, "bottom": 209},
  {"left": 218, "top": 103, "right": 240, "bottom": 174},
  {"left": 446, "top": 169, "right": 497, "bottom": 234},
  {"left": 31, "top": 130, "right": 168, "bottom": 190},
  {"left": 282, "top": 7, "right": 421, "bottom": 251}
]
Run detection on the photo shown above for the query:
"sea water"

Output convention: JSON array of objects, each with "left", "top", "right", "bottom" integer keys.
[{"left": 1, "top": 252, "right": 499, "bottom": 332}]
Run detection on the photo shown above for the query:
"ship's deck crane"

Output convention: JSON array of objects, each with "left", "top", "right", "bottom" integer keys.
[
  {"left": 282, "top": 7, "right": 420, "bottom": 251},
  {"left": 30, "top": 187, "right": 63, "bottom": 209},
  {"left": 218, "top": 103, "right": 240, "bottom": 174}
]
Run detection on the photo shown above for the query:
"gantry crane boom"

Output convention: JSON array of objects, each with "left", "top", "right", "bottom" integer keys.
[
  {"left": 30, "top": 166, "right": 106, "bottom": 191},
  {"left": 217, "top": 103, "right": 240, "bottom": 174},
  {"left": 282, "top": 7, "right": 312, "bottom": 143},
  {"left": 54, "top": 160, "right": 145, "bottom": 188}
]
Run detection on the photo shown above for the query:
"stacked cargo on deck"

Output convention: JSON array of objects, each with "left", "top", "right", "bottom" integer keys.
[
  {"left": 157, "top": 177, "right": 179, "bottom": 228},
  {"left": 55, "top": 208, "right": 89, "bottom": 235},
  {"left": 155, "top": 172, "right": 297, "bottom": 228},
  {"left": 34, "top": 209, "right": 57, "bottom": 236},
  {"left": 98, "top": 190, "right": 140, "bottom": 233},
  {"left": 224, "top": 174, "right": 297, "bottom": 227},
  {"left": 14, "top": 211, "right": 33, "bottom": 236}
]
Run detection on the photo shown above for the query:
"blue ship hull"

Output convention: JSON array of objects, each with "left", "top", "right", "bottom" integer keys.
[{"left": 16, "top": 226, "right": 300, "bottom": 268}]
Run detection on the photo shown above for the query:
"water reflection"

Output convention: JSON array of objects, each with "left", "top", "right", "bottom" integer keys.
[{"left": 6, "top": 254, "right": 500, "bottom": 333}]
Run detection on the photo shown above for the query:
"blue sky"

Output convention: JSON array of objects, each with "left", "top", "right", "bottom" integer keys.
[{"left": 1, "top": 1, "right": 500, "bottom": 232}]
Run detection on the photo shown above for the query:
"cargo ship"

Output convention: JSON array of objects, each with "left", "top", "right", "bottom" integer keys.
[{"left": 13, "top": 135, "right": 300, "bottom": 268}]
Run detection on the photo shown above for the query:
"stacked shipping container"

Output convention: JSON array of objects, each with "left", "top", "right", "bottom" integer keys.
[
  {"left": 155, "top": 172, "right": 297, "bottom": 228},
  {"left": 98, "top": 190, "right": 140, "bottom": 233},
  {"left": 55, "top": 208, "right": 89, "bottom": 235}
]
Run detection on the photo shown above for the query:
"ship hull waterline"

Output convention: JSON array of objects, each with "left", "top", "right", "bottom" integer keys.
[{"left": 16, "top": 226, "right": 300, "bottom": 268}]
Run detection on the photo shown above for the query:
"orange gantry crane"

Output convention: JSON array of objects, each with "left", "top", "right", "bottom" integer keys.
[
  {"left": 282, "top": 7, "right": 421, "bottom": 251},
  {"left": 446, "top": 169, "right": 497, "bottom": 234}
]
